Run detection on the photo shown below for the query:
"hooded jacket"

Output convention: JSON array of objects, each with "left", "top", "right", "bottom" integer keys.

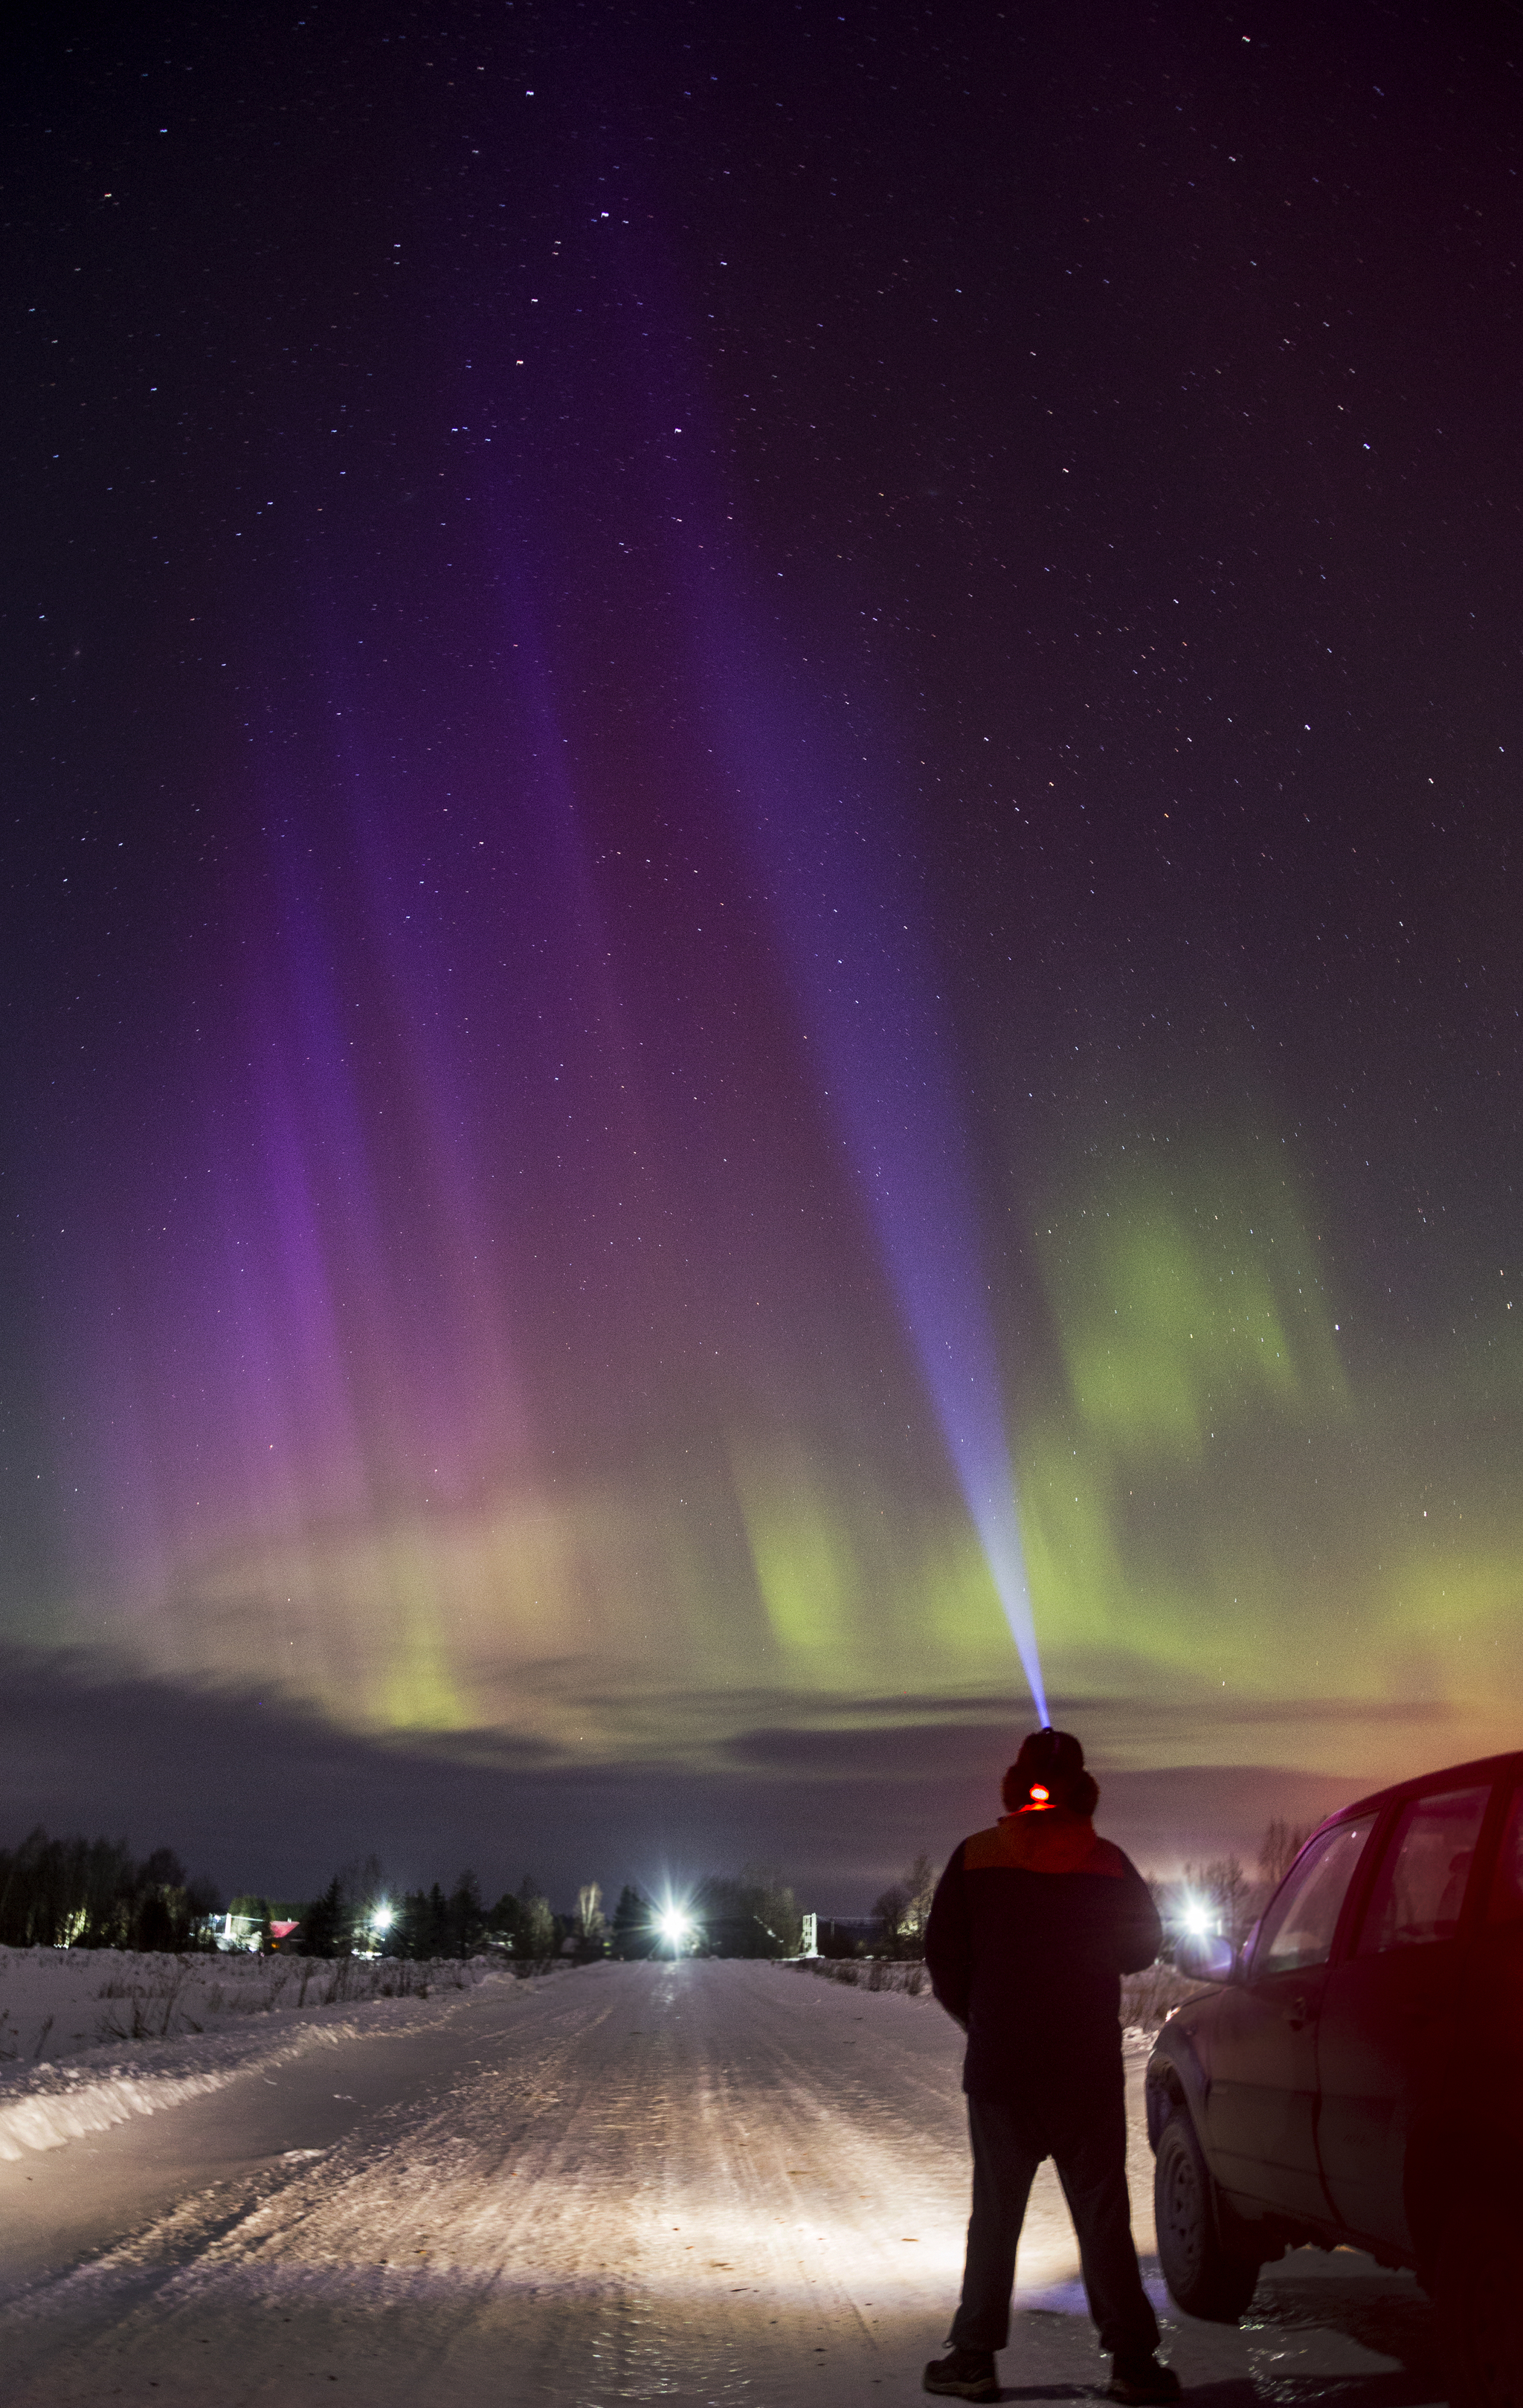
[{"left": 925, "top": 1805, "right": 1162, "bottom": 2102}]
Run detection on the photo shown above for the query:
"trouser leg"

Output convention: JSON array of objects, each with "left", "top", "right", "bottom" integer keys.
[
  {"left": 948, "top": 2096, "right": 1042, "bottom": 2351},
  {"left": 1052, "top": 2094, "right": 1158, "bottom": 2359}
]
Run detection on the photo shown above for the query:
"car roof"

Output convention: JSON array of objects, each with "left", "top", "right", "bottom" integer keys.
[{"left": 1316, "top": 1748, "right": 1523, "bottom": 1834}]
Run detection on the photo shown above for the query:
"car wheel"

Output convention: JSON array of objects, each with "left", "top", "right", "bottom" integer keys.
[
  {"left": 1437, "top": 2201, "right": 1522, "bottom": 2408},
  {"left": 1153, "top": 2106, "right": 1261, "bottom": 2322}
]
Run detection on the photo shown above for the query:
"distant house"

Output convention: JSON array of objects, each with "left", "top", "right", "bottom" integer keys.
[{"left": 269, "top": 1919, "right": 300, "bottom": 1950}]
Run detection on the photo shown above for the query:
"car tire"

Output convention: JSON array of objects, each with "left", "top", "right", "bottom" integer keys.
[
  {"left": 1436, "top": 2199, "right": 1522, "bottom": 2408},
  {"left": 1153, "top": 2106, "right": 1262, "bottom": 2322}
]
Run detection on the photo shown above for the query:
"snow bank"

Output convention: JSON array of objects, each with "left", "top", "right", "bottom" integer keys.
[
  {"left": 783, "top": 1956, "right": 932, "bottom": 1998},
  {"left": 0, "top": 2069, "right": 227, "bottom": 2161},
  {"left": 0, "top": 1944, "right": 527, "bottom": 2159},
  {"left": 782, "top": 1953, "right": 1207, "bottom": 2031}
]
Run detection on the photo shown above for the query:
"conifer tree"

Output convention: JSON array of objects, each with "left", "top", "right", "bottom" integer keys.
[
  {"left": 301, "top": 1875, "right": 348, "bottom": 1959},
  {"left": 611, "top": 1884, "right": 651, "bottom": 1958}
]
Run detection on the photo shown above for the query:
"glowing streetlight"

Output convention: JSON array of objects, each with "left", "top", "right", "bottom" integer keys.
[{"left": 658, "top": 1907, "right": 691, "bottom": 1952}]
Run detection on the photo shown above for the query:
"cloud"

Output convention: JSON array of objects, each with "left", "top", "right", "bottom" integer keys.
[{"left": 0, "top": 1648, "right": 1478, "bottom": 1913}]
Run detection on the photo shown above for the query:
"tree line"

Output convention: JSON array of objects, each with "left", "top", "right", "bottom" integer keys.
[
  {"left": 0, "top": 1827, "right": 220, "bottom": 1951},
  {"left": 250, "top": 1862, "right": 563, "bottom": 1961},
  {"left": 274, "top": 1861, "right": 809, "bottom": 1961},
  {"left": 1, "top": 1816, "right": 1316, "bottom": 1963},
  {"left": 0, "top": 1832, "right": 811, "bottom": 1963}
]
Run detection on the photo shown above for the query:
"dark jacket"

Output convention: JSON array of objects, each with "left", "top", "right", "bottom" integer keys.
[{"left": 925, "top": 1806, "right": 1161, "bottom": 2104}]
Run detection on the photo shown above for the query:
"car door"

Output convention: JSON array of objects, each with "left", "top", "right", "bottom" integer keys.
[
  {"left": 1468, "top": 1780, "right": 1523, "bottom": 2163},
  {"left": 1316, "top": 1780, "right": 1493, "bottom": 2256},
  {"left": 1202, "top": 1814, "right": 1378, "bottom": 2223}
]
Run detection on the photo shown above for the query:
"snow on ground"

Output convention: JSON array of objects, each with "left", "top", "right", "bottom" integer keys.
[
  {"left": 0, "top": 1945, "right": 1197, "bottom": 2172},
  {"left": 0, "top": 1941, "right": 524, "bottom": 2163},
  {"left": 0, "top": 1960, "right": 1440, "bottom": 2407}
]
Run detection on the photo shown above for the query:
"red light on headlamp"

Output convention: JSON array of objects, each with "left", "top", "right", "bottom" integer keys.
[{"left": 1029, "top": 1783, "right": 1050, "bottom": 1803}]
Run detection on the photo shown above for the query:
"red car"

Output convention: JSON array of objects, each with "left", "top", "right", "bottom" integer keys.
[{"left": 1145, "top": 1749, "right": 1522, "bottom": 2408}]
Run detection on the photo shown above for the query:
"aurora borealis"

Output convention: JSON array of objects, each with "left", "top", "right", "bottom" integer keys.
[{"left": 3, "top": 5, "right": 1519, "bottom": 1899}]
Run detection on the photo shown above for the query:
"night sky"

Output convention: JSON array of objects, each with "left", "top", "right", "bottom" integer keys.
[{"left": 3, "top": 3, "right": 1519, "bottom": 1907}]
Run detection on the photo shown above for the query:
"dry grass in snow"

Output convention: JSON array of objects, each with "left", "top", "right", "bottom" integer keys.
[
  {"left": 0, "top": 1943, "right": 528, "bottom": 2163},
  {"left": 785, "top": 1954, "right": 1210, "bottom": 2031}
]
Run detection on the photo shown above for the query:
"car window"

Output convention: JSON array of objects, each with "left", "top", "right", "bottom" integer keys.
[
  {"left": 1255, "top": 1815, "right": 1377, "bottom": 1975},
  {"left": 1358, "top": 1785, "right": 1490, "bottom": 1953},
  {"left": 1487, "top": 1785, "right": 1523, "bottom": 1925}
]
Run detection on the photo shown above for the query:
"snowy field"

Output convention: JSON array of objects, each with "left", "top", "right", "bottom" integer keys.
[
  {"left": 0, "top": 1941, "right": 518, "bottom": 2164},
  {"left": 0, "top": 1959, "right": 1440, "bottom": 2406},
  {"left": 0, "top": 1939, "right": 506, "bottom": 2070}
]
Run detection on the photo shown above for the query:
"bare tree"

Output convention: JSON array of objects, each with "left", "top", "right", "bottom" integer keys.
[
  {"left": 872, "top": 1853, "right": 940, "bottom": 1958},
  {"left": 516, "top": 1874, "right": 556, "bottom": 1959},
  {"left": 1182, "top": 1855, "right": 1254, "bottom": 1944},
  {"left": 902, "top": 1851, "right": 938, "bottom": 1946},
  {"left": 1258, "top": 1818, "right": 1311, "bottom": 1890},
  {"left": 694, "top": 1866, "right": 802, "bottom": 1957},
  {"left": 873, "top": 1881, "right": 911, "bottom": 1955},
  {"left": 740, "top": 1864, "right": 803, "bottom": 1957}
]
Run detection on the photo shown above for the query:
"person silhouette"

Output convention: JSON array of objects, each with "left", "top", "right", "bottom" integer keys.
[{"left": 922, "top": 1729, "right": 1179, "bottom": 2404}]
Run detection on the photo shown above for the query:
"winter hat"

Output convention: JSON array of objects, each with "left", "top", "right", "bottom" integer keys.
[{"left": 1002, "top": 1728, "right": 1099, "bottom": 1818}]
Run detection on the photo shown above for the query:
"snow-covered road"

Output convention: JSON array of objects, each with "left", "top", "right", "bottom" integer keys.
[{"left": 0, "top": 1960, "right": 1440, "bottom": 2404}]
